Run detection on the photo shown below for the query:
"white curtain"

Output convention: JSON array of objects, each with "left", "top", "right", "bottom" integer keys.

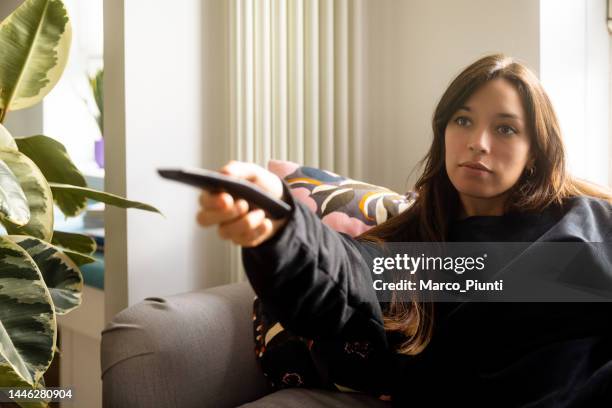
[{"left": 228, "top": 0, "right": 364, "bottom": 282}]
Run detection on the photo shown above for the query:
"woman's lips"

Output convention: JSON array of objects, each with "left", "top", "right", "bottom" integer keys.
[
  {"left": 459, "top": 162, "right": 492, "bottom": 175},
  {"left": 459, "top": 162, "right": 491, "bottom": 173}
]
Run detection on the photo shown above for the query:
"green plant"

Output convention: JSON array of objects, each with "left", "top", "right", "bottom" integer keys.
[
  {"left": 89, "top": 68, "right": 103, "bottom": 136},
  {"left": 0, "top": 1, "right": 159, "bottom": 406}
]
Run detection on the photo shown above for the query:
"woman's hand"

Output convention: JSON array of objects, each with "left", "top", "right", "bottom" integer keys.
[{"left": 196, "top": 161, "right": 289, "bottom": 247}]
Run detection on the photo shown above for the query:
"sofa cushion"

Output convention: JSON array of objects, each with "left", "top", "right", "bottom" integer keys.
[{"left": 238, "top": 388, "right": 391, "bottom": 408}]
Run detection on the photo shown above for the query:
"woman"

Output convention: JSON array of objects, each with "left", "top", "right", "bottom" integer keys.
[{"left": 197, "top": 54, "right": 612, "bottom": 407}]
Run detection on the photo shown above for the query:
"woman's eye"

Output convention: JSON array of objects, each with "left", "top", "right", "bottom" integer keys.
[
  {"left": 497, "top": 125, "right": 517, "bottom": 135},
  {"left": 454, "top": 117, "right": 471, "bottom": 127}
]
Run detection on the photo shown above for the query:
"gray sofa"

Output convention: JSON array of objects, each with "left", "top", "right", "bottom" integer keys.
[{"left": 100, "top": 281, "right": 391, "bottom": 407}]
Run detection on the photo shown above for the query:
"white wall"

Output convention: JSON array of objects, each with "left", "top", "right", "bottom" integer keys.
[
  {"left": 104, "top": 0, "right": 231, "bottom": 319},
  {"left": 357, "top": 0, "right": 541, "bottom": 193}
]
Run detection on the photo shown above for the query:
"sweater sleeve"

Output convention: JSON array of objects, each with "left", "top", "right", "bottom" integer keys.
[{"left": 241, "top": 180, "right": 389, "bottom": 350}]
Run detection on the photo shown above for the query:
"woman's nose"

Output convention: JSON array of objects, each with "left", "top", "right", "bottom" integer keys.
[{"left": 467, "top": 128, "right": 490, "bottom": 154}]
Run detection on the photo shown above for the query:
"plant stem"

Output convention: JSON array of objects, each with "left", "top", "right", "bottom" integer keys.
[{"left": 0, "top": 108, "right": 6, "bottom": 124}]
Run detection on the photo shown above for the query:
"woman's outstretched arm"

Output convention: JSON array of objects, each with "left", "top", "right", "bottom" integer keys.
[
  {"left": 196, "top": 161, "right": 396, "bottom": 396},
  {"left": 242, "top": 178, "right": 388, "bottom": 348}
]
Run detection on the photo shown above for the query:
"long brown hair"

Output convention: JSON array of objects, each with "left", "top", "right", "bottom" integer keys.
[{"left": 358, "top": 54, "right": 612, "bottom": 356}]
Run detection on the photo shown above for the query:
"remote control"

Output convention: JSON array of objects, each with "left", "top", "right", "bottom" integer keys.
[{"left": 158, "top": 167, "right": 292, "bottom": 219}]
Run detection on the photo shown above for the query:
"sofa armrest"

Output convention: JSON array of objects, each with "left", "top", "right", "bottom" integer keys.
[{"left": 101, "top": 281, "right": 270, "bottom": 408}]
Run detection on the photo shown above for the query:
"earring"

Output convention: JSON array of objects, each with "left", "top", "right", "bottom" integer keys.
[{"left": 527, "top": 166, "right": 535, "bottom": 177}]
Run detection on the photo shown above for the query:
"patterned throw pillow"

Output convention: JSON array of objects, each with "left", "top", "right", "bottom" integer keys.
[
  {"left": 252, "top": 159, "right": 416, "bottom": 395},
  {"left": 268, "top": 159, "right": 416, "bottom": 236}
]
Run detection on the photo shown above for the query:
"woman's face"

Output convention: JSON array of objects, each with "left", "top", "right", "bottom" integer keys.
[{"left": 445, "top": 78, "right": 532, "bottom": 202}]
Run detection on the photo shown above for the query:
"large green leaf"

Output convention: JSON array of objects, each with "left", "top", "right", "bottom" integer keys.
[
  {"left": 0, "top": 148, "right": 53, "bottom": 241},
  {"left": 51, "top": 230, "right": 96, "bottom": 254},
  {"left": 61, "top": 249, "right": 96, "bottom": 267},
  {"left": 0, "top": 0, "right": 72, "bottom": 115},
  {"left": 49, "top": 183, "right": 161, "bottom": 214},
  {"left": 0, "top": 236, "right": 56, "bottom": 387},
  {"left": 9, "top": 235, "right": 83, "bottom": 315},
  {"left": 0, "top": 159, "right": 30, "bottom": 225},
  {"left": 0, "top": 127, "right": 29, "bottom": 226},
  {"left": 90, "top": 68, "right": 103, "bottom": 134},
  {"left": 15, "top": 135, "right": 87, "bottom": 216}
]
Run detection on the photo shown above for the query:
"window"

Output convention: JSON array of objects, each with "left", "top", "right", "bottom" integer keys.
[
  {"left": 540, "top": 0, "right": 611, "bottom": 187},
  {"left": 43, "top": 0, "right": 104, "bottom": 178}
]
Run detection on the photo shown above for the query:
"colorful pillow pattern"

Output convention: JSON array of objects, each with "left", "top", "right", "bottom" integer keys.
[
  {"left": 252, "top": 159, "right": 416, "bottom": 398},
  {"left": 267, "top": 159, "right": 417, "bottom": 236}
]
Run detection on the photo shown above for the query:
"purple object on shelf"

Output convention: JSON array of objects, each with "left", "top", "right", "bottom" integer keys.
[{"left": 95, "top": 138, "right": 104, "bottom": 168}]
